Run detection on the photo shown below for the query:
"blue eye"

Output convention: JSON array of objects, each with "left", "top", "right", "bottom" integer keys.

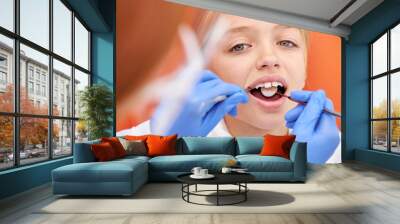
[
  {"left": 278, "top": 40, "right": 297, "bottom": 48},
  {"left": 229, "top": 43, "right": 252, "bottom": 52}
]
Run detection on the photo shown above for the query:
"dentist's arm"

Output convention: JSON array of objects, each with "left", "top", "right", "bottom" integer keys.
[
  {"left": 150, "top": 70, "right": 248, "bottom": 137},
  {"left": 285, "top": 90, "right": 340, "bottom": 164}
]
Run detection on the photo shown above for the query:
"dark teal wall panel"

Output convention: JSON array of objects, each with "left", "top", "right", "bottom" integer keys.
[
  {"left": 343, "top": 44, "right": 369, "bottom": 159},
  {"left": 65, "top": 0, "right": 110, "bottom": 32},
  {"left": 91, "top": 0, "right": 115, "bottom": 135},
  {"left": 355, "top": 149, "right": 400, "bottom": 172},
  {"left": 92, "top": 33, "right": 113, "bottom": 88},
  {"left": 344, "top": 0, "right": 400, "bottom": 172},
  {"left": 0, "top": 157, "right": 72, "bottom": 199},
  {"left": 92, "top": 32, "right": 114, "bottom": 135},
  {"left": 349, "top": 0, "right": 400, "bottom": 44}
]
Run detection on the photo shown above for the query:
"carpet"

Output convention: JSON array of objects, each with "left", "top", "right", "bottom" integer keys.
[{"left": 37, "top": 183, "right": 362, "bottom": 214}]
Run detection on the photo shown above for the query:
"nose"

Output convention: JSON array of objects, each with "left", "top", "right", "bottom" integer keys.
[{"left": 255, "top": 47, "right": 280, "bottom": 70}]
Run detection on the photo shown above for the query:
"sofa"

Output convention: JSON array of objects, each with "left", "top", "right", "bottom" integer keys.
[{"left": 52, "top": 137, "right": 307, "bottom": 196}]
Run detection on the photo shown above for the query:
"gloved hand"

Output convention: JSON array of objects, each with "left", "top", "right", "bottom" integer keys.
[
  {"left": 151, "top": 70, "right": 248, "bottom": 137},
  {"left": 285, "top": 90, "right": 340, "bottom": 164}
]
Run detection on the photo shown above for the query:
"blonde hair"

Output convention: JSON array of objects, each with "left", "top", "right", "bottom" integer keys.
[
  {"left": 300, "top": 29, "right": 309, "bottom": 65},
  {"left": 192, "top": 11, "right": 221, "bottom": 46}
]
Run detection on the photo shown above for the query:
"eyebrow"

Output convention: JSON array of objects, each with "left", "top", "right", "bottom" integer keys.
[
  {"left": 267, "top": 24, "right": 302, "bottom": 34},
  {"left": 225, "top": 26, "right": 253, "bottom": 35},
  {"left": 226, "top": 24, "right": 299, "bottom": 35},
  {"left": 275, "top": 24, "right": 292, "bottom": 29}
]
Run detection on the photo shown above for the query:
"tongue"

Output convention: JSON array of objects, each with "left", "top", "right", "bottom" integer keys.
[{"left": 250, "top": 89, "right": 282, "bottom": 101}]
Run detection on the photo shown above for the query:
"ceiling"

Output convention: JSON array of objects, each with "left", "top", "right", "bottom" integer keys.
[
  {"left": 166, "top": 0, "right": 384, "bottom": 37},
  {"left": 229, "top": 0, "right": 353, "bottom": 22}
]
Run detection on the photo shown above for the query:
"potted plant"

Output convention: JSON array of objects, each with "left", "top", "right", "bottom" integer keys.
[{"left": 79, "top": 84, "right": 113, "bottom": 140}]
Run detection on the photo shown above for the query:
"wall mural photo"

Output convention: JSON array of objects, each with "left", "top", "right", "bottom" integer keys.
[{"left": 116, "top": 0, "right": 342, "bottom": 164}]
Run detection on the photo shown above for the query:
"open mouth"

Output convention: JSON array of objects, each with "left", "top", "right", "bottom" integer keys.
[{"left": 247, "top": 81, "right": 287, "bottom": 101}]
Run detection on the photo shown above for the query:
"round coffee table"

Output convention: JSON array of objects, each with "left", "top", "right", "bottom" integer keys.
[{"left": 177, "top": 172, "right": 255, "bottom": 206}]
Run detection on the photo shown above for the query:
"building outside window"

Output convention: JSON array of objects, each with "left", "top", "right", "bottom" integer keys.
[
  {"left": 0, "top": 54, "right": 7, "bottom": 90},
  {"left": 35, "top": 70, "right": 40, "bottom": 81},
  {"left": 0, "top": 71, "right": 6, "bottom": 83},
  {"left": 54, "top": 88, "right": 58, "bottom": 102},
  {"left": 41, "top": 85, "right": 46, "bottom": 97},
  {"left": 28, "top": 67, "right": 34, "bottom": 80},
  {"left": 0, "top": 54, "right": 7, "bottom": 67},
  {"left": 41, "top": 73, "right": 46, "bottom": 83},
  {"left": 28, "top": 81, "right": 34, "bottom": 94},
  {"left": 35, "top": 83, "right": 40, "bottom": 95},
  {"left": 0, "top": 0, "right": 91, "bottom": 170},
  {"left": 370, "top": 23, "right": 400, "bottom": 154}
]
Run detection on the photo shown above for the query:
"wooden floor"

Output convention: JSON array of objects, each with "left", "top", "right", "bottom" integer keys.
[{"left": 1, "top": 162, "right": 400, "bottom": 224}]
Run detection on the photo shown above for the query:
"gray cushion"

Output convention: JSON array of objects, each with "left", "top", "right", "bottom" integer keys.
[{"left": 119, "top": 138, "right": 147, "bottom": 156}]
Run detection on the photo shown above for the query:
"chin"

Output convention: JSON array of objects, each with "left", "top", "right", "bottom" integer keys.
[
  {"left": 237, "top": 110, "right": 286, "bottom": 134},
  {"left": 257, "top": 116, "right": 285, "bottom": 131}
]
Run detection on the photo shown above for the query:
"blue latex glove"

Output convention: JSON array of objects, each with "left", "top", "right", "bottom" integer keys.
[
  {"left": 151, "top": 70, "right": 248, "bottom": 137},
  {"left": 285, "top": 90, "right": 340, "bottom": 164}
]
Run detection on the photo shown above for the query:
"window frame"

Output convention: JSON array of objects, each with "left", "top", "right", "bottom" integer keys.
[
  {"left": 370, "top": 21, "right": 400, "bottom": 154},
  {"left": 0, "top": 0, "right": 92, "bottom": 171}
]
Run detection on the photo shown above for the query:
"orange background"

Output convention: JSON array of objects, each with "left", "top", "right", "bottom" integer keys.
[
  {"left": 305, "top": 32, "right": 341, "bottom": 128},
  {"left": 116, "top": 0, "right": 341, "bottom": 131}
]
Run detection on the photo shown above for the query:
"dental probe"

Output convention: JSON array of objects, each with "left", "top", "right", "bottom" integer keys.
[{"left": 276, "top": 92, "right": 342, "bottom": 118}]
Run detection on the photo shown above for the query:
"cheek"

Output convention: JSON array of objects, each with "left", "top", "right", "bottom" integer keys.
[
  {"left": 208, "top": 53, "right": 254, "bottom": 88},
  {"left": 280, "top": 53, "right": 307, "bottom": 89}
]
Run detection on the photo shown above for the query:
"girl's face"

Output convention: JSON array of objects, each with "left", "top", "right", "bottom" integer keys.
[{"left": 209, "top": 14, "right": 307, "bottom": 133}]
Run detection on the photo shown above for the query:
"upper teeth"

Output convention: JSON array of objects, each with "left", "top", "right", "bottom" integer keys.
[{"left": 254, "top": 81, "right": 283, "bottom": 89}]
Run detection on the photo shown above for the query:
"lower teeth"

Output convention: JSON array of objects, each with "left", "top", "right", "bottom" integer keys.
[{"left": 260, "top": 87, "right": 277, "bottom": 97}]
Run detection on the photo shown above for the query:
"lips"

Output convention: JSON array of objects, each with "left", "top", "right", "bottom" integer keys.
[{"left": 246, "top": 75, "right": 288, "bottom": 111}]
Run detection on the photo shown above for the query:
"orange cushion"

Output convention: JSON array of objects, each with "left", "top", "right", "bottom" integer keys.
[
  {"left": 259, "top": 134, "right": 296, "bottom": 159},
  {"left": 124, "top": 135, "right": 152, "bottom": 141},
  {"left": 101, "top": 137, "right": 127, "bottom": 158},
  {"left": 91, "top": 142, "right": 118, "bottom": 161},
  {"left": 146, "top": 134, "right": 177, "bottom": 157}
]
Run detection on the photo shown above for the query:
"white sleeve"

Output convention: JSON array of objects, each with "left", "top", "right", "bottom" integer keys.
[
  {"left": 288, "top": 129, "right": 342, "bottom": 164},
  {"left": 206, "top": 120, "right": 232, "bottom": 137},
  {"left": 116, "top": 120, "right": 152, "bottom": 137},
  {"left": 325, "top": 131, "right": 342, "bottom": 163}
]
